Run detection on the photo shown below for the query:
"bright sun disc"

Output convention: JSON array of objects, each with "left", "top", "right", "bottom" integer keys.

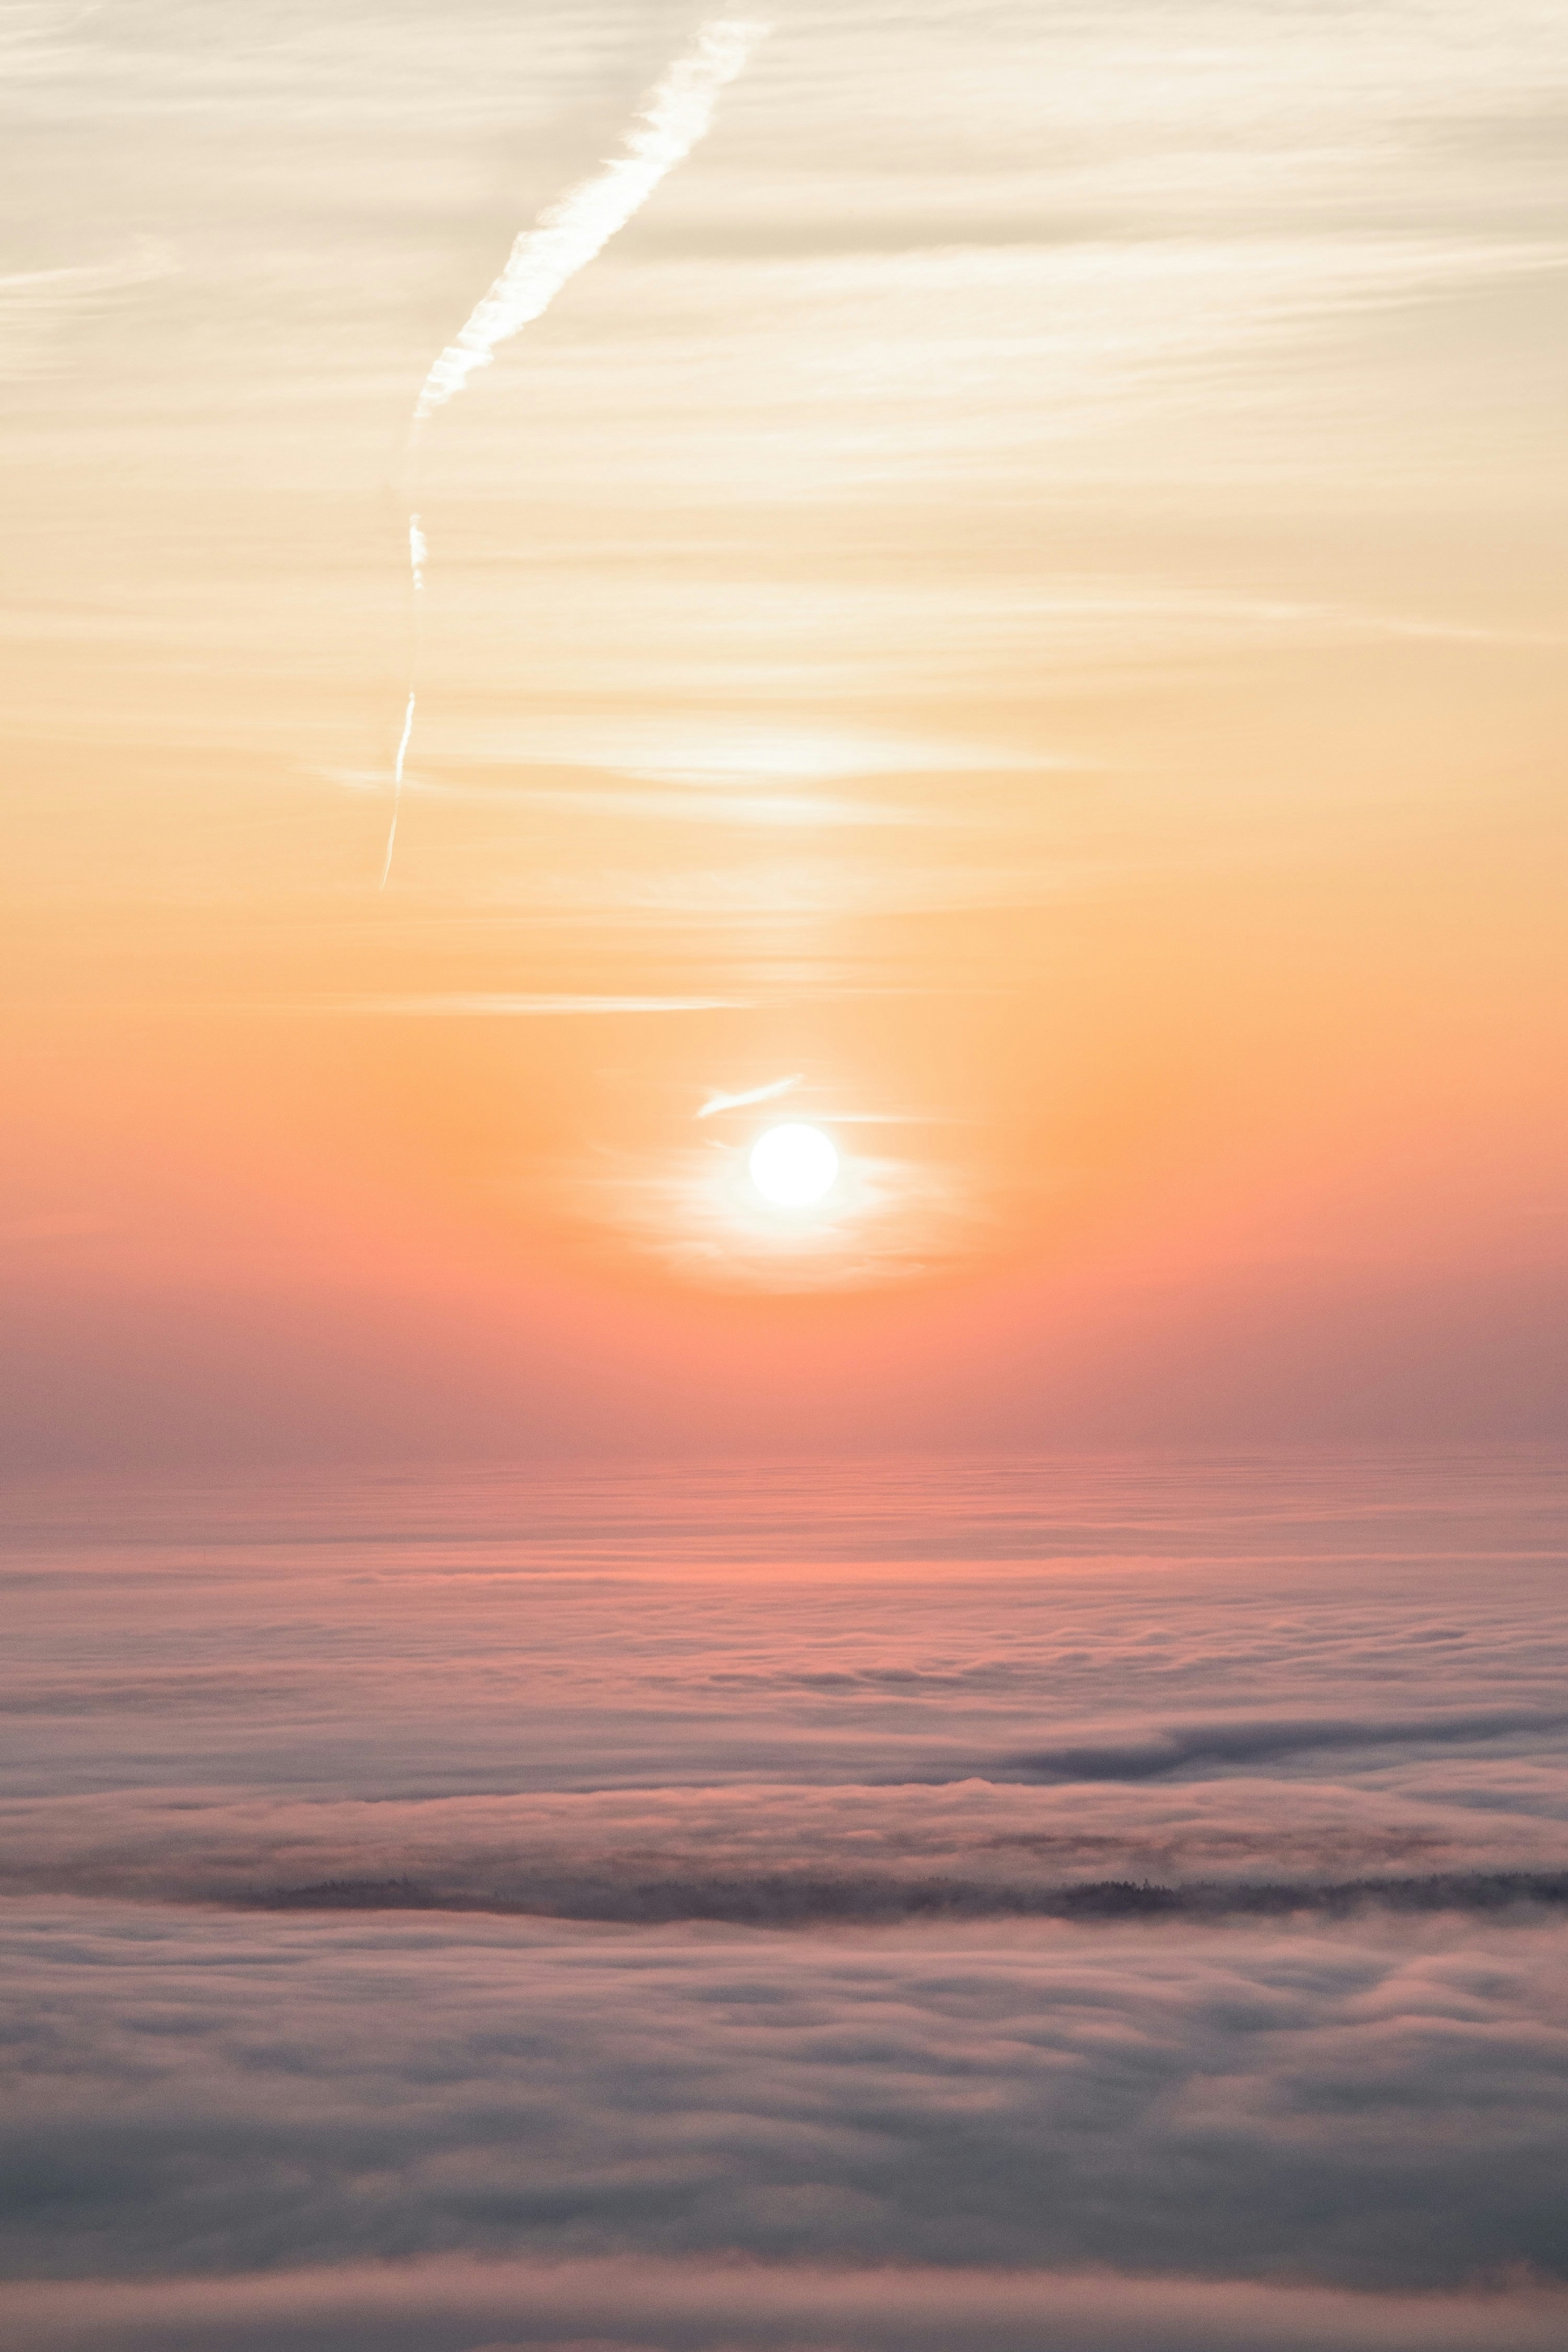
[{"left": 748, "top": 1123, "right": 840, "bottom": 1208}]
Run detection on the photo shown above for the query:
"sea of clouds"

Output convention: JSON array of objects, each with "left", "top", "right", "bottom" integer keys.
[{"left": 3, "top": 1452, "right": 1566, "bottom": 2346}]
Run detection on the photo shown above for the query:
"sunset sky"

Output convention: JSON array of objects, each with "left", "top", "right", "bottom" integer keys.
[
  {"left": 6, "top": 0, "right": 1567, "bottom": 1466},
  {"left": 4, "top": 13, "right": 1568, "bottom": 2349}
]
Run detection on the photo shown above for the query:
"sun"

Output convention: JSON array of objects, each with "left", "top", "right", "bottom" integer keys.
[{"left": 748, "top": 1123, "right": 840, "bottom": 1209}]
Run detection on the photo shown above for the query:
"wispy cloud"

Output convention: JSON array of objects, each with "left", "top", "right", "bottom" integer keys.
[
  {"left": 0, "top": 239, "right": 174, "bottom": 381},
  {"left": 436, "top": 719, "right": 1049, "bottom": 787},
  {"left": 320, "top": 994, "right": 751, "bottom": 1016},
  {"left": 377, "top": 689, "right": 417, "bottom": 889},
  {"left": 410, "top": 19, "right": 768, "bottom": 429},
  {"left": 365, "top": 774, "right": 933, "bottom": 828},
  {"left": 697, "top": 1074, "right": 802, "bottom": 1119},
  {"left": 382, "top": 18, "right": 767, "bottom": 886}
]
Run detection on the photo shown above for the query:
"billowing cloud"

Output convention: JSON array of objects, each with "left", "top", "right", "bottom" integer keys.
[
  {"left": 5, "top": 1779, "right": 1568, "bottom": 1923},
  {"left": 3, "top": 1453, "right": 1567, "bottom": 2352},
  {"left": 4, "top": 1896, "right": 1568, "bottom": 2295}
]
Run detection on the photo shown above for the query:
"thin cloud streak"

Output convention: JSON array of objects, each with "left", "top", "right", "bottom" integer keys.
[
  {"left": 0, "top": 240, "right": 175, "bottom": 381},
  {"left": 382, "top": 17, "right": 767, "bottom": 887},
  {"left": 697, "top": 1075, "right": 802, "bottom": 1119},
  {"left": 377, "top": 689, "right": 416, "bottom": 889},
  {"left": 409, "top": 19, "right": 768, "bottom": 429},
  {"left": 389, "top": 777, "right": 933, "bottom": 828},
  {"left": 320, "top": 994, "right": 754, "bottom": 1016}
]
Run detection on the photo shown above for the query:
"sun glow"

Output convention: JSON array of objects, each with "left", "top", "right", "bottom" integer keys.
[{"left": 748, "top": 1123, "right": 840, "bottom": 1208}]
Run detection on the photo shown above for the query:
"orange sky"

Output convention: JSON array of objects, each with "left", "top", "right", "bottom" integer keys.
[{"left": 3, "top": 0, "right": 1566, "bottom": 1463}]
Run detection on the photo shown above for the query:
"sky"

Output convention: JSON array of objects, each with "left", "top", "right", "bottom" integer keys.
[{"left": 4, "top": 0, "right": 1568, "bottom": 1466}]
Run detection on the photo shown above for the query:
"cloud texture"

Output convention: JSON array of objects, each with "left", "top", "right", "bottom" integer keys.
[
  {"left": 5, "top": 1896, "right": 1568, "bottom": 2291},
  {"left": 2, "top": 1450, "right": 1566, "bottom": 2343},
  {"left": 12, "top": 2254, "right": 1568, "bottom": 2352}
]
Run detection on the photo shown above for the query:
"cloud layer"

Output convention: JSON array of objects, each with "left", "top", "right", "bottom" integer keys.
[
  {"left": 11, "top": 2255, "right": 1568, "bottom": 2352},
  {"left": 4, "top": 1896, "right": 1568, "bottom": 2292},
  {"left": 3, "top": 1451, "right": 1567, "bottom": 2333}
]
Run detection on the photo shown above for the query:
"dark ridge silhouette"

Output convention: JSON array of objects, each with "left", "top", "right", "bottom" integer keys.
[{"left": 251, "top": 1868, "right": 1568, "bottom": 1928}]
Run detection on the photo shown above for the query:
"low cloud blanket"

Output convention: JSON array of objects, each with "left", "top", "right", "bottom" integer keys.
[{"left": 3, "top": 1452, "right": 1566, "bottom": 2343}]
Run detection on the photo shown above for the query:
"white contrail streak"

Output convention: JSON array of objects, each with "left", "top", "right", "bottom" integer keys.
[
  {"left": 380, "top": 18, "right": 767, "bottom": 889},
  {"left": 697, "top": 1074, "right": 802, "bottom": 1119},
  {"left": 379, "top": 686, "right": 417, "bottom": 890},
  {"left": 411, "top": 19, "right": 767, "bottom": 431}
]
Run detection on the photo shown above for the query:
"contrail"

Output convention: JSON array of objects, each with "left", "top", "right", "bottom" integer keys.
[
  {"left": 378, "top": 686, "right": 416, "bottom": 891},
  {"left": 412, "top": 19, "right": 767, "bottom": 430},
  {"left": 697, "top": 1074, "right": 802, "bottom": 1119},
  {"left": 381, "top": 18, "right": 769, "bottom": 888}
]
